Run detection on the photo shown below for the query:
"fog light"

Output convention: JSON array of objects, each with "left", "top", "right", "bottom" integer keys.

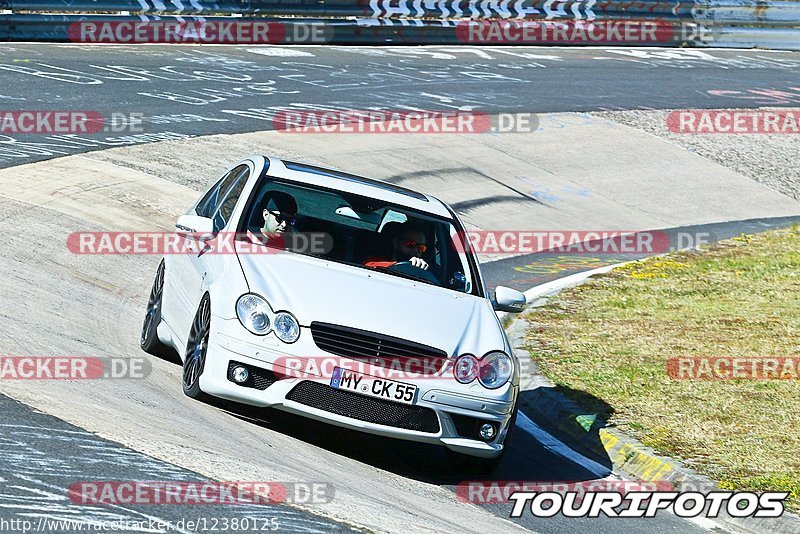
[
  {"left": 479, "top": 423, "right": 496, "bottom": 441},
  {"left": 232, "top": 366, "right": 249, "bottom": 384}
]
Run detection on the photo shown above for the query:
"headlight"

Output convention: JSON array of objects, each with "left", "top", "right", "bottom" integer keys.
[
  {"left": 478, "top": 351, "right": 513, "bottom": 389},
  {"left": 273, "top": 311, "right": 300, "bottom": 343},
  {"left": 236, "top": 294, "right": 271, "bottom": 336},
  {"left": 453, "top": 354, "right": 479, "bottom": 384}
]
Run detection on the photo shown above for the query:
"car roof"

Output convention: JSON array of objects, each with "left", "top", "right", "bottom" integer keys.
[{"left": 263, "top": 157, "right": 453, "bottom": 219}]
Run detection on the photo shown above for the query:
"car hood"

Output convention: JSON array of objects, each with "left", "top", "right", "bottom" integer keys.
[{"left": 237, "top": 252, "right": 505, "bottom": 357}]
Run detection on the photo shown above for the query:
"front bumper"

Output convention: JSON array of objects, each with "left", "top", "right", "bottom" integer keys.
[{"left": 199, "top": 317, "right": 518, "bottom": 458}]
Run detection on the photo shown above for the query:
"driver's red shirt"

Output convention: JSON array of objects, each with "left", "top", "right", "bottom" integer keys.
[{"left": 363, "top": 257, "right": 396, "bottom": 268}]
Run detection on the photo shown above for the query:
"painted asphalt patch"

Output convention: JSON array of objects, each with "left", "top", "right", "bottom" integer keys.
[
  {"left": 0, "top": 394, "right": 356, "bottom": 534},
  {"left": 0, "top": 45, "right": 799, "bottom": 167}
]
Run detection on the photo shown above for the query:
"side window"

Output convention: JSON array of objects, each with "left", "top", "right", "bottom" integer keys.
[
  {"left": 196, "top": 164, "right": 248, "bottom": 218},
  {"left": 213, "top": 167, "right": 249, "bottom": 232}
]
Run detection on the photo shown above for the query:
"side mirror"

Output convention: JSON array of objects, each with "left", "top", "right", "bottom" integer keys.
[
  {"left": 175, "top": 214, "right": 214, "bottom": 240},
  {"left": 493, "top": 286, "right": 526, "bottom": 313}
]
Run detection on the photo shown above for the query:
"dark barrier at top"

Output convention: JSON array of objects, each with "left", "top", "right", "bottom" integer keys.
[
  {"left": 0, "top": 0, "right": 700, "bottom": 19},
  {"left": 6, "top": 0, "right": 362, "bottom": 16},
  {"left": 6, "top": 1, "right": 800, "bottom": 26},
  {"left": 2, "top": 14, "right": 712, "bottom": 46},
  {"left": 2, "top": 0, "right": 799, "bottom": 47}
]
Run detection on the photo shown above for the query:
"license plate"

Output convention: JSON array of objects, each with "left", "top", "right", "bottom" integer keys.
[{"left": 330, "top": 367, "right": 417, "bottom": 405}]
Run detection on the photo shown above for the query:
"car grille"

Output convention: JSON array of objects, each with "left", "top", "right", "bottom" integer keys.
[
  {"left": 227, "top": 361, "right": 277, "bottom": 391},
  {"left": 310, "top": 322, "right": 448, "bottom": 375},
  {"left": 286, "top": 381, "right": 441, "bottom": 433}
]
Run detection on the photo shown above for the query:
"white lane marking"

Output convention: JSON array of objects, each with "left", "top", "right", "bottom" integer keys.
[
  {"left": 515, "top": 414, "right": 724, "bottom": 530},
  {"left": 515, "top": 411, "right": 611, "bottom": 478},
  {"left": 492, "top": 49, "right": 563, "bottom": 60},
  {"left": 13, "top": 474, "right": 196, "bottom": 534},
  {"left": 0, "top": 423, "right": 92, "bottom": 435},
  {"left": 246, "top": 48, "right": 315, "bottom": 57}
]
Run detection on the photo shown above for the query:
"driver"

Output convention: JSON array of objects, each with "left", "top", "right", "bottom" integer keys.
[
  {"left": 247, "top": 190, "right": 298, "bottom": 248},
  {"left": 364, "top": 223, "right": 429, "bottom": 271}
]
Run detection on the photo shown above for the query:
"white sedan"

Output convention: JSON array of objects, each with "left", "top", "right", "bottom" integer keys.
[{"left": 140, "top": 156, "right": 526, "bottom": 470}]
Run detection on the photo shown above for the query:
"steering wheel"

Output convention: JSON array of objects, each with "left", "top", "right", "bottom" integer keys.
[{"left": 389, "top": 261, "right": 441, "bottom": 284}]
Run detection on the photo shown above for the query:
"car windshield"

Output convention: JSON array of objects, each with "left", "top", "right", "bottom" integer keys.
[{"left": 242, "top": 179, "right": 479, "bottom": 294}]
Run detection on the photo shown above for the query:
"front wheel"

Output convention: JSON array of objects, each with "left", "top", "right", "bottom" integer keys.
[
  {"left": 140, "top": 260, "right": 171, "bottom": 357},
  {"left": 183, "top": 294, "right": 211, "bottom": 401}
]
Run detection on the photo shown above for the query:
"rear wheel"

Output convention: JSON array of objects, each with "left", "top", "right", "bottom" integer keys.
[
  {"left": 183, "top": 294, "right": 211, "bottom": 401},
  {"left": 140, "top": 260, "right": 171, "bottom": 357}
]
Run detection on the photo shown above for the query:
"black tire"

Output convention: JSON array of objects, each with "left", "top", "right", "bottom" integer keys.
[
  {"left": 447, "top": 404, "right": 518, "bottom": 475},
  {"left": 183, "top": 293, "right": 212, "bottom": 401},
  {"left": 140, "top": 260, "right": 171, "bottom": 357}
]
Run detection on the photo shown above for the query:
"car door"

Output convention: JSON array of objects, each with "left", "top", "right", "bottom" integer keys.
[
  {"left": 165, "top": 164, "right": 250, "bottom": 345},
  {"left": 183, "top": 164, "right": 251, "bottom": 318}
]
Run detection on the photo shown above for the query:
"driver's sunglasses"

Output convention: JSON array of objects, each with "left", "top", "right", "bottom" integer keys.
[
  {"left": 270, "top": 211, "right": 297, "bottom": 226},
  {"left": 401, "top": 239, "right": 427, "bottom": 253}
]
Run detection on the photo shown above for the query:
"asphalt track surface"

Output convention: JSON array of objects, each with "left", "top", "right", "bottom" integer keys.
[
  {"left": 0, "top": 394, "right": 356, "bottom": 533},
  {"left": 1, "top": 44, "right": 800, "bottom": 168},
  {"left": 0, "top": 44, "right": 799, "bottom": 533}
]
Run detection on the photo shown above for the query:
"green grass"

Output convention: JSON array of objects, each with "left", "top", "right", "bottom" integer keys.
[{"left": 524, "top": 226, "right": 800, "bottom": 510}]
